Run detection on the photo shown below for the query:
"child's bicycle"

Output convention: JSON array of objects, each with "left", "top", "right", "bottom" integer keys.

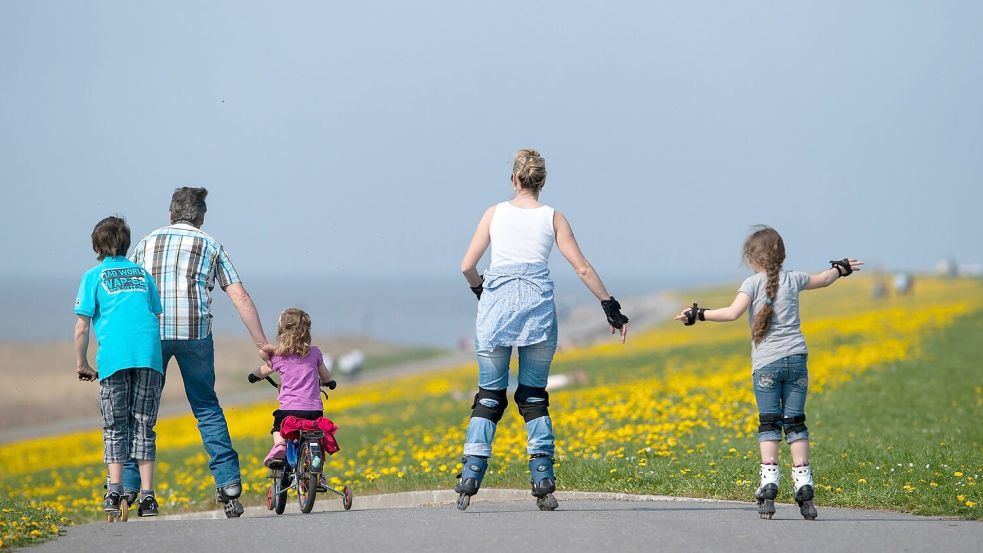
[{"left": 249, "top": 374, "right": 353, "bottom": 514}]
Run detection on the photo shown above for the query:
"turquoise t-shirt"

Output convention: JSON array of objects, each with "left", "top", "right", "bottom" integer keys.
[{"left": 74, "top": 256, "right": 164, "bottom": 380}]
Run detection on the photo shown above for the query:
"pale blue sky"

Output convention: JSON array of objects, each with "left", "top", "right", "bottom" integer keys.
[{"left": 2, "top": 1, "right": 981, "bottom": 283}]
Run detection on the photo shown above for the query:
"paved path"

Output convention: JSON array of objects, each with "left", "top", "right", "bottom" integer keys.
[{"left": 27, "top": 490, "right": 981, "bottom": 553}]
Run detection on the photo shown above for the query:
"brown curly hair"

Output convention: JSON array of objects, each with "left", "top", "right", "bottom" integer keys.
[
  {"left": 275, "top": 308, "right": 312, "bottom": 357},
  {"left": 743, "top": 226, "right": 786, "bottom": 345}
]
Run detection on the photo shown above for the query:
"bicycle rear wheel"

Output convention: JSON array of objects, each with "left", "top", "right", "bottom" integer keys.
[{"left": 297, "top": 444, "right": 318, "bottom": 514}]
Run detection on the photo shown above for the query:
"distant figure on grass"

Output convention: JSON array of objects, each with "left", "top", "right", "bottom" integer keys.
[
  {"left": 248, "top": 307, "right": 339, "bottom": 492},
  {"left": 124, "top": 187, "right": 273, "bottom": 518},
  {"left": 454, "top": 149, "right": 629, "bottom": 511},
  {"left": 674, "top": 225, "right": 863, "bottom": 521},
  {"left": 74, "top": 216, "right": 164, "bottom": 519}
]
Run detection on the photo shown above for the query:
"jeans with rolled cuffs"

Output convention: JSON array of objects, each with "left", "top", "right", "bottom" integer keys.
[
  {"left": 122, "top": 335, "right": 241, "bottom": 491},
  {"left": 464, "top": 323, "right": 558, "bottom": 458},
  {"left": 753, "top": 354, "right": 810, "bottom": 443}
]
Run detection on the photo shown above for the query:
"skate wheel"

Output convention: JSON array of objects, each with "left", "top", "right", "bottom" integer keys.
[
  {"left": 536, "top": 494, "right": 559, "bottom": 511},
  {"left": 456, "top": 493, "right": 471, "bottom": 511},
  {"left": 120, "top": 499, "right": 128, "bottom": 522},
  {"left": 224, "top": 498, "right": 244, "bottom": 518},
  {"left": 342, "top": 485, "right": 353, "bottom": 511},
  {"left": 800, "top": 500, "right": 818, "bottom": 520}
]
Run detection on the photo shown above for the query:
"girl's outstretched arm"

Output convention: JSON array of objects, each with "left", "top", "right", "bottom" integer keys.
[
  {"left": 674, "top": 293, "right": 751, "bottom": 324},
  {"left": 804, "top": 258, "right": 864, "bottom": 290},
  {"left": 460, "top": 206, "right": 495, "bottom": 288}
]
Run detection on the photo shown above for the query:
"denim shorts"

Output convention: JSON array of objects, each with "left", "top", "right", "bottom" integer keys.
[{"left": 752, "top": 354, "right": 809, "bottom": 443}]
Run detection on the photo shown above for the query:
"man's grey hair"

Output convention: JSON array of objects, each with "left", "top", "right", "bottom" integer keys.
[{"left": 169, "top": 187, "right": 208, "bottom": 226}]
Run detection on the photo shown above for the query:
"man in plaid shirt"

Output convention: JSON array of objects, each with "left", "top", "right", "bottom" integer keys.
[{"left": 122, "top": 187, "right": 272, "bottom": 518}]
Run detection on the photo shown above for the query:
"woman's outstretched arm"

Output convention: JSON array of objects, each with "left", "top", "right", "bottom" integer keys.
[
  {"left": 460, "top": 206, "right": 496, "bottom": 288},
  {"left": 555, "top": 210, "right": 628, "bottom": 342},
  {"left": 554, "top": 210, "right": 612, "bottom": 301}
]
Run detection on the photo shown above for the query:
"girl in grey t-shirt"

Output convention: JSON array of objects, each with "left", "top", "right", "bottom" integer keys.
[{"left": 674, "top": 225, "right": 862, "bottom": 521}]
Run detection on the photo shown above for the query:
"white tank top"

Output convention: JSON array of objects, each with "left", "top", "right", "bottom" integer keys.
[{"left": 489, "top": 201, "right": 555, "bottom": 268}]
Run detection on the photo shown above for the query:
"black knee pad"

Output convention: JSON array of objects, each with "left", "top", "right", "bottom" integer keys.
[
  {"left": 514, "top": 385, "right": 550, "bottom": 422},
  {"left": 471, "top": 387, "right": 508, "bottom": 423},
  {"left": 758, "top": 413, "right": 782, "bottom": 434},
  {"left": 783, "top": 414, "right": 807, "bottom": 435}
]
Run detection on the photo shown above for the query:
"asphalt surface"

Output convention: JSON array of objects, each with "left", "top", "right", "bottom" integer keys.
[{"left": 26, "top": 498, "right": 981, "bottom": 553}]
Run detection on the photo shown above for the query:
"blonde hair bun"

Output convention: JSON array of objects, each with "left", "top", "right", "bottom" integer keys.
[{"left": 513, "top": 148, "right": 547, "bottom": 192}]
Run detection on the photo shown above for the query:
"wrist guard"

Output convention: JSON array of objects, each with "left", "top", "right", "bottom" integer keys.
[
  {"left": 247, "top": 373, "right": 260, "bottom": 384},
  {"left": 830, "top": 258, "right": 853, "bottom": 277},
  {"left": 470, "top": 276, "right": 484, "bottom": 301},
  {"left": 684, "top": 303, "right": 706, "bottom": 326},
  {"left": 601, "top": 297, "right": 629, "bottom": 329}
]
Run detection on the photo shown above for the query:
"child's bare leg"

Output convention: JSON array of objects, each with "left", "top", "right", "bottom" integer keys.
[
  {"left": 759, "top": 440, "right": 779, "bottom": 464},
  {"left": 138, "top": 460, "right": 155, "bottom": 491},
  {"left": 108, "top": 463, "right": 124, "bottom": 483},
  {"left": 273, "top": 431, "right": 286, "bottom": 446},
  {"left": 790, "top": 439, "right": 810, "bottom": 466}
]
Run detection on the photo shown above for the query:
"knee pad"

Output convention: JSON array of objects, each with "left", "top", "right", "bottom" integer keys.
[
  {"left": 514, "top": 385, "right": 550, "bottom": 422},
  {"left": 471, "top": 387, "right": 508, "bottom": 423},
  {"left": 758, "top": 413, "right": 782, "bottom": 434},
  {"left": 217, "top": 482, "right": 242, "bottom": 501},
  {"left": 783, "top": 414, "right": 807, "bottom": 436}
]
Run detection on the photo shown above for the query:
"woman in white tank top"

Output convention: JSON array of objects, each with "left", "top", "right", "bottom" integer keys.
[{"left": 452, "top": 149, "right": 629, "bottom": 512}]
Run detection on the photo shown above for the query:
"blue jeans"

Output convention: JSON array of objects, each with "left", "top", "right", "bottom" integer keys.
[
  {"left": 753, "top": 354, "right": 809, "bottom": 443},
  {"left": 123, "top": 335, "right": 240, "bottom": 491},
  {"left": 463, "top": 323, "right": 557, "bottom": 458}
]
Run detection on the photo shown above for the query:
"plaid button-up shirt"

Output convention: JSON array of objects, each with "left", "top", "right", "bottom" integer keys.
[{"left": 130, "top": 223, "right": 241, "bottom": 340}]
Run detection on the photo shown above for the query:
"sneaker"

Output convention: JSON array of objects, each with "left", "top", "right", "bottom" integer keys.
[
  {"left": 104, "top": 491, "right": 122, "bottom": 514},
  {"left": 264, "top": 443, "right": 287, "bottom": 467},
  {"left": 137, "top": 495, "right": 159, "bottom": 517}
]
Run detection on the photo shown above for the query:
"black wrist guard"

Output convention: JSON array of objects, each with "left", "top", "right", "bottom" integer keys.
[
  {"left": 470, "top": 276, "right": 484, "bottom": 300},
  {"left": 601, "top": 297, "right": 629, "bottom": 329},
  {"left": 247, "top": 373, "right": 260, "bottom": 384},
  {"left": 830, "top": 258, "right": 853, "bottom": 277},
  {"left": 684, "top": 303, "right": 700, "bottom": 326}
]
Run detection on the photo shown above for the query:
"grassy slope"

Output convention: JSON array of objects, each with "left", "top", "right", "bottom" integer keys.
[
  {"left": 2, "top": 279, "right": 980, "bottom": 543},
  {"left": 804, "top": 309, "right": 983, "bottom": 516}
]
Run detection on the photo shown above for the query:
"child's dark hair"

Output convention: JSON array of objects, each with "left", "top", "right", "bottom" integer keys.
[
  {"left": 743, "top": 225, "right": 786, "bottom": 345},
  {"left": 91, "top": 216, "right": 131, "bottom": 260}
]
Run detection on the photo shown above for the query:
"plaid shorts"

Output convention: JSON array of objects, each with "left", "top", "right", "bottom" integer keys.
[{"left": 99, "top": 368, "right": 164, "bottom": 464}]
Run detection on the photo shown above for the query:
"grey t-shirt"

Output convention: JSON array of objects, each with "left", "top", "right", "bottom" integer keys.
[{"left": 738, "top": 270, "right": 810, "bottom": 371}]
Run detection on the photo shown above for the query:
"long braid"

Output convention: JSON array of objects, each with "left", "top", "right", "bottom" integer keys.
[
  {"left": 752, "top": 260, "right": 781, "bottom": 344},
  {"left": 745, "top": 226, "right": 786, "bottom": 345}
]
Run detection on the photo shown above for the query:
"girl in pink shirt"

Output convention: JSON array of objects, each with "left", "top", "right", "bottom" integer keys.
[{"left": 250, "top": 308, "right": 334, "bottom": 467}]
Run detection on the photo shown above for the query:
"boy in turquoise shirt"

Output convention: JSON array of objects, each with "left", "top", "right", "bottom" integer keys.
[{"left": 75, "top": 216, "right": 165, "bottom": 518}]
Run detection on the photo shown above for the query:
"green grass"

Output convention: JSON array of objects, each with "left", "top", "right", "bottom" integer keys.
[
  {"left": 0, "top": 497, "right": 69, "bottom": 549},
  {"left": 4, "top": 284, "right": 981, "bottom": 534}
]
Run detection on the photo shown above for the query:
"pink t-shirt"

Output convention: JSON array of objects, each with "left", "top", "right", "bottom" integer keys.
[{"left": 273, "top": 346, "right": 323, "bottom": 411}]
